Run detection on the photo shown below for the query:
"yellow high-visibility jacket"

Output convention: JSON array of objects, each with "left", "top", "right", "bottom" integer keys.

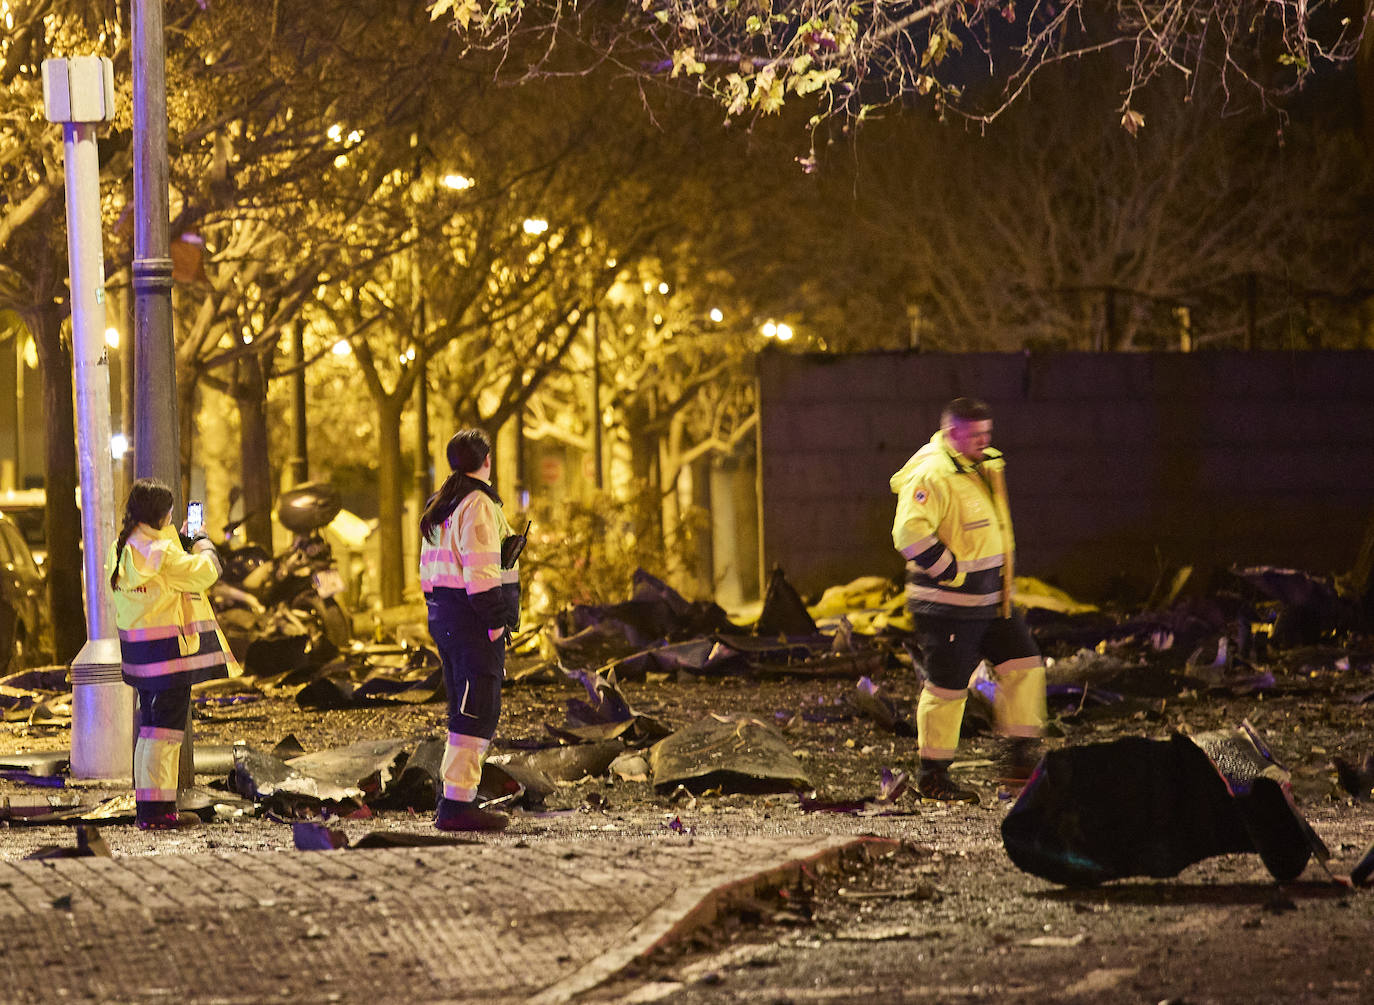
[
  {"left": 106, "top": 524, "right": 238, "bottom": 689},
  {"left": 890, "top": 429, "right": 1016, "bottom": 619},
  {"left": 419, "top": 486, "right": 520, "bottom": 629}
]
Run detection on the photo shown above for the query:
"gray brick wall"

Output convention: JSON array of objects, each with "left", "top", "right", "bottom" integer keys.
[{"left": 756, "top": 350, "right": 1374, "bottom": 602}]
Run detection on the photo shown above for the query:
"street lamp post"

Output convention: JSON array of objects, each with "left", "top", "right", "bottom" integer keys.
[
  {"left": 415, "top": 355, "right": 433, "bottom": 504},
  {"left": 132, "top": 0, "right": 180, "bottom": 496},
  {"left": 289, "top": 323, "right": 309, "bottom": 486},
  {"left": 588, "top": 311, "right": 603, "bottom": 491},
  {"left": 132, "top": 0, "right": 195, "bottom": 787},
  {"left": 40, "top": 54, "right": 133, "bottom": 779}
]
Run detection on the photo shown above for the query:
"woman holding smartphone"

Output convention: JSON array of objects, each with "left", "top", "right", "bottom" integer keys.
[
  {"left": 418, "top": 428, "right": 521, "bottom": 832},
  {"left": 106, "top": 478, "right": 236, "bottom": 830}
]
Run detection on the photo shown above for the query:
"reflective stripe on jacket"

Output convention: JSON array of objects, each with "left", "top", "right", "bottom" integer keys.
[
  {"left": 419, "top": 487, "right": 519, "bottom": 628},
  {"left": 890, "top": 429, "right": 1016, "bottom": 619},
  {"left": 106, "top": 524, "right": 238, "bottom": 689}
]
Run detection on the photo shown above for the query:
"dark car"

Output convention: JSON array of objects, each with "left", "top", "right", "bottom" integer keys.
[
  {"left": 0, "top": 489, "right": 47, "bottom": 568},
  {"left": 0, "top": 511, "right": 48, "bottom": 673}
]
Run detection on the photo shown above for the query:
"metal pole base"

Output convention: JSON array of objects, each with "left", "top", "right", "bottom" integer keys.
[{"left": 70, "top": 637, "right": 134, "bottom": 781}]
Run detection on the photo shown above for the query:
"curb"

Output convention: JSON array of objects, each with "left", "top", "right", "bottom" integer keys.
[{"left": 528, "top": 835, "right": 899, "bottom": 1004}]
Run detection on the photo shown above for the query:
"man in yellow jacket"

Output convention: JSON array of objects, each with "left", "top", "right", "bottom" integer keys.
[{"left": 891, "top": 397, "right": 1047, "bottom": 803}]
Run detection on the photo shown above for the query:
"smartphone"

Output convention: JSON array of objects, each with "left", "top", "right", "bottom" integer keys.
[{"left": 186, "top": 500, "right": 203, "bottom": 537}]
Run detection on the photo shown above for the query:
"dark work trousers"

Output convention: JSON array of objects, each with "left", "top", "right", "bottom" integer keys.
[
  {"left": 427, "top": 590, "right": 504, "bottom": 740},
  {"left": 138, "top": 683, "right": 191, "bottom": 732},
  {"left": 909, "top": 611, "right": 1041, "bottom": 691}
]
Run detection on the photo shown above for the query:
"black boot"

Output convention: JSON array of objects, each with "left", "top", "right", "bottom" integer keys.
[
  {"left": 435, "top": 797, "right": 509, "bottom": 832},
  {"left": 915, "top": 759, "right": 978, "bottom": 805},
  {"left": 135, "top": 801, "right": 201, "bottom": 831}
]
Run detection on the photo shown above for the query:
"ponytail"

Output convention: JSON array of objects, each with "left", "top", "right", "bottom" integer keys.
[
  {"left": 420, "top": 472, "right": 468, "bottom": 543},
  {"left": 109, "top": 478, "right": 175, "bottom": 592},
  {"left": 108, "top": 511, "right": 138, "bottom": 591}
]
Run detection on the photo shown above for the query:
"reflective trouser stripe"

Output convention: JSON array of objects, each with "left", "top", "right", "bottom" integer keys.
[
  {"left": 441, "top": 732, "right": 489, "bottom": 802},
  {"left": 134, "top": 726, "right": 183, "bottom": 802},
  {"left": 995, "top": 660, "right": 1046, "bottom": 737},
  {"left": 916, "top": 685, "right": 966, "bottom": 761}
]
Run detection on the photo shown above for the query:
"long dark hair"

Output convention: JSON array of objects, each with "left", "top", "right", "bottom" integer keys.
[
  {"left": 419, "top": 428, "right": 498, "bottom": 542},
  {"left": 109, "top": 478, "right": 175, "bottom": 591}
]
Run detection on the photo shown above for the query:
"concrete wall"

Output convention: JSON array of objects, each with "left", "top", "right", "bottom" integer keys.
[{"left": 756, "top": 349, "right": 1374, "bottom": 602}]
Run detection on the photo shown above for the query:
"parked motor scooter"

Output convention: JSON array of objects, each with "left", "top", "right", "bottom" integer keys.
[{"left": 210, "top": 482, "right": 352, "bottom": 658}]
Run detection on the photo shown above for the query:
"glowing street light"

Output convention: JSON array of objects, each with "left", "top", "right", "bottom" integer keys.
[
  {"left": 523, "top": 218, "right": 549, "bottom": 235},
  {"left": 708, "top": 308, "right": 724, "bottom": 323},
  {"left": 442, "top": 173, "right": 474, "bottom": 190},
  {"left": 776, "top": 323, "right": 794, "bottom": 342},
  {"left": 761, "top": 321, "right": 777, "bottom": 337},
  {"left": 332, "top": 340, "right": 352, "bottom": 356},
  {"left": 110, "top": 432, "right": 129, "bottom": 459},
  {"left": 657, "top": 282, "right": 670, "bottom": 295},
  {"left": 105, "top": 326, "right": 120, "bottom": 349}
]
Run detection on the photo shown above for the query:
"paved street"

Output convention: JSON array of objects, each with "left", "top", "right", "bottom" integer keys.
[{"left": 0, "top": 833, "right": 885, "bottom": 1004}]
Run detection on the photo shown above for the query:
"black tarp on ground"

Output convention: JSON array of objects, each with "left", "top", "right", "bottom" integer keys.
[{"left": 1002, "top": 725, "right": 1328, "bottom": 886}]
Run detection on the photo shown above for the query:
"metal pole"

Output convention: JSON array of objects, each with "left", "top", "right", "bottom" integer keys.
[
  {"left": 289, "top": 323, "right": 308, "bottom": 486},
  {"left": 120, "top": 292, "right": 136, "bottom": 502},
  {"left": 412, "top": 265, "right": 431, "bottom": 504},
  {"left": 514, "top": 410, "right": 528, "bottom": 510},
  {"left": 41, "top": 55, "right": 133, "bottom": 779},
  {"left": 11, "top": 334, "right": 21, "bottom": 488},
  {"left": 131, "top": 0, "right": 194, "bottom": 788},
  {"left": 415, "top": 355, "right": 432, "bottom": 503},
  {"left": 589, "top": 311, "right": 603, "bottom": 491},
  {"left": 132, "top": 0, "right": 179, "bottom": 497}
]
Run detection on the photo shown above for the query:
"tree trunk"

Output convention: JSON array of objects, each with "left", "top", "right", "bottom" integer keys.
[
  {"left": 30, "top": 303, "right": 86, "bottom": 663},
  {"left": 376, "top": 395, "right": 406, "bottom": 607},
  {"left": 659, "top": 428, "right": 681, "bottom": 574},
  {"left": 626, "top": 404, "right": 664, "bottom": 554},
  {"left": 235, "top": 355, "right": 274, "bottom": 548},
  {"left": 690, "top": 453, "right": 714, "bottom": 598}
]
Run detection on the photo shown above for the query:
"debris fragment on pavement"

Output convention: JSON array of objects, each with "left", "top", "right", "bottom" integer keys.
[
  {"left": 1002, "top": 722, "right": 1329, "bottom": 885},
  {"left": 650, "top": 715, "right": 814, "bottom": 794}
]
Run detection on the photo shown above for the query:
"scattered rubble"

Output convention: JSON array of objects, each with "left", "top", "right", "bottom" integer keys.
[
  {"left": 650, "top": 715, "right": 814, "bottom": 795},
  {"left": 291, "top": 820, "right": 474, "bottom": 851},
  {"left": 23, "top": 824, "right": 110, "bottom": 860},
  {"left": 0, "top": 559, "right": 1370, "bottom": 895}
]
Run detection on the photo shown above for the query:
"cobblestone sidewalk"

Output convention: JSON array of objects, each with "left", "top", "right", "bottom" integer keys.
[{"left": 0, "top": 834, "right": 887, "bottom": 1004}]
